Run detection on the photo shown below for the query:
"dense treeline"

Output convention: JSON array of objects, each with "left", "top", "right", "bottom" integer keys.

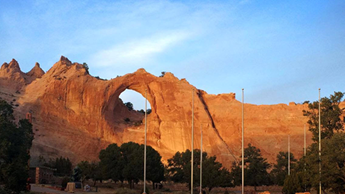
[
  {"left": 77, "top": 142, "right": 164, "bottom": 189},
  {"left": 167, "top": 149, "right": 231, "bottom": 192},
  {"left": 39, "top": 156, "right": 73, "bottom": 176}
]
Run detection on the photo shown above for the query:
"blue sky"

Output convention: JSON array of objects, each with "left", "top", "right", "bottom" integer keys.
[{"left": 1, "top": 0, "right": 344, "bottom": 110}]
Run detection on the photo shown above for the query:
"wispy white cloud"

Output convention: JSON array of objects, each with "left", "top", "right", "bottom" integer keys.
[
  {"left": 1, "top": 0, "right": 344, "bottom": 108},
  {"left": 89, "top": 30, "right": 191, "bottom": 67}
]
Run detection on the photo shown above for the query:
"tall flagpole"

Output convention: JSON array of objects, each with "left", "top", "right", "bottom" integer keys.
[
  {"left": 242, "top": 88, "right": 244, "bottom": 194},
  {"left": 304, "top": 124, "right": 306, "bottom": 192},
  {"left": 287, "top": 134, "right": 291, "bottom": 194},
  {"left": 200, "top": 124, "right": 203, "bottom": 194},
  {"left": 319, "top": 88, "right": 321, "bottom": 194},
  {"left": 191, "top": 89, "right": 194, "bottom": 194},
  {"left": 304, "top": 124, "right": 306, "bottom": 156},
  {"left": 143, "top": 89, "right": 147, "bottom": 194}
]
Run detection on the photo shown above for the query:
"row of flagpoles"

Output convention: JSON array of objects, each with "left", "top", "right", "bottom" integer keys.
[{"left": 142, "top": 88, "right": 322, "bottom": 194}]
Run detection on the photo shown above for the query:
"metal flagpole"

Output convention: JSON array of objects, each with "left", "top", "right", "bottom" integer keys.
[
  {"left": 143, "top": 89, "right": 147, "bottom": 194},
  {"left": 287, "top": 110, "right": 291, "bottom": 194},
  {"left": 304, "top": 124, "right": 306, "bottom": 156},
  {"left": 319, "top": 88, "right": 321, "bottom": 194},
  {"left": 242, "top": 88, "right": 244, "bottom": 194},
  {"left": 200, "top": 124, "right": 203, "bottom": 194},
  {"left": 304, "top": 124, "right": 306, "bottom": 191},
  {"left": 191, "top": 89, "right": 194, "bottom": 194}
]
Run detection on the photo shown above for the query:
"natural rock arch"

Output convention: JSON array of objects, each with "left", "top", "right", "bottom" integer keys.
[
  {"left": 0, "top": 56, "right": 314, "bottom": 168},
  {"left": 101, "top": 69, "right": 159, "bottom": 129},
  {"left": 96, "top": 68, "right": 239, "bottom": 164},
  {"left": 22, "top": 57, "right": 235, "bottom": 164}
]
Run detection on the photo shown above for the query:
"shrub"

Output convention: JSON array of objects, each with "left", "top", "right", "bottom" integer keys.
[
  {"left": 159, "top": 71, "right": 166, "bottom": 77},
  {"left": 124, "top": 102, "right": 134, "bottom": 111}
]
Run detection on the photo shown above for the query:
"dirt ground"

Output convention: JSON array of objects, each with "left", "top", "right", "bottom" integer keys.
[
  {"left": 30, "top": 182, "right": 283, "bottom": 194},
  {"left": 31, "top": 184, "right": 115, "bottom": 194}
]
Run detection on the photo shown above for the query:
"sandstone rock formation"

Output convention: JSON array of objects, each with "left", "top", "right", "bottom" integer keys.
[
  {"left": 0, "top": 56, "right": 330, "bottom": 168},
  {"left": 26, "top": 62, "right": 45, "bottom": 81}
]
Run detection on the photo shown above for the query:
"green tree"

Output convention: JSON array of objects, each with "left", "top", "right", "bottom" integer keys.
[
  {"left": 78, "top": 161, "right": 101, "bottom": 186},
  {"left": 167, "top": 149, "right": 231, "bottom": 192},
  {"left": 121, "top": 142, "right": 143, "bottom": 189},
  {"left": 270, "top": 151, "right": 297, "bottom": 186},
  {"left": 121, "top": 142, "right": 165, "bottom": 189},
  {"left": 202, "top": 154, "right": 232, "bottom": 191},
  {"left": 99, "top": 142, "right": 164, "bottom": 189},
  {"left": 77, "top": 161, "right": 90, "bottom": 183},
  {"left": 282, "top": 171, "right": 304, "bottom": 194},
  {"left": 284, "top": 91, "right": 345, "bottom": 193},
  {"left": 82, "top": 62, "right": 89, "bottom": 74},
  {"left": 234, "top": 144, "right": 271, "bottom": 191},
  {"left": 99, "top": 143, "right": 124, "bottom": 182},
  {"left": 230, "top": 161, "right": 241, "bottom": 186},
  {"left": 299, "top": 133, "right": 345, "bottom": 194},
  {"left": 0, "top": 100, "right": 34, "bottom": 193},
  {"left": 320, "top": 133, "right": 345, "bottom": 193},
  {"left": 303, "top": 91, "right": 344, "bottom": 141},
  {"left": 167, "top": 149, "right": 196, "bottom": 188},
  {"left": 294, "top": 91, "right": 345, "bottom": 193},
  {"left": 0, "top": 100, "right": 14, "bottom": 119},
  {"left": 145, "top": 145, "right": 165, "bottom": 189},
  {"left": 159, "top": 71, "right": 166, "bottom": 77},
  {"left": 283, "top": 133, "right": 345, "bottom": 194},
  {"left": 124, "top": 102, "right": 134, "bottom": 111}
]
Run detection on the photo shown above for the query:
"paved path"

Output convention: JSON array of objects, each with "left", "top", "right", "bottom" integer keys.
[
  {"left": 31, "top": 184, "right": 67, "bottom": 194},
  {"left": 31, "top": 184, "right": 89, "bottom": 194},
  {"left": 31, "top": 184, "right": 103, "bottom": 194}
]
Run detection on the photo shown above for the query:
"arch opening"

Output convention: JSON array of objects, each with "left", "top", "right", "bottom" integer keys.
[
  {"left": 102, "top": 83, "right": 156, "bottom": 136},
  {"left": 119, "top": 89, "right": 151, "bottom": 112},
  {"left": 111, "top": 89, "right": 152, "bottom": 127}
]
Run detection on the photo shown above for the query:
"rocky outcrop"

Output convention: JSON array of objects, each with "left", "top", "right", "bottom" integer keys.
[
  {"left": 26, "top": 62, "right": 45, "bottom": 80},
  {"left": 0, "top": 59, "right": 45, "bottom": 93},
  {"left": 0, "top": 56, "right": 323, "bottom": 167},
  {"left": 0, "top": 59, "right": 27, "bottom": 91}
]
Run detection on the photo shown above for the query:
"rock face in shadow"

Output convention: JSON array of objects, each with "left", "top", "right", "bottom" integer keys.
[{"left": 0, "top": 56, "right": 321, "bottom": 167}]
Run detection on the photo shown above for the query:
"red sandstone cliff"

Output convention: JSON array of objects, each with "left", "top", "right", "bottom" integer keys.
[{"left": 0, "top": 56, "right": 331, "bottom": 168}]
